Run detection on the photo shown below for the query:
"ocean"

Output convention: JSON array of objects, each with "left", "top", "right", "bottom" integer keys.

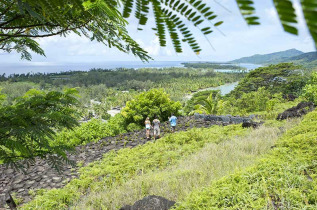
[
  {"left": 0, "top": 61, "right": 261, "bottom": 75},
  {"left": 0, "top": 61, "right": 184, "bottom": 75}
]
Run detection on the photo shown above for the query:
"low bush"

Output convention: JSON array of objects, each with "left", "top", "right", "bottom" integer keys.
[
  {"left": 53, "top": 114, "right": 126, "bottom": 146},
  {"left": 303, "top": 71, "right": 317, "bottom": 104}
]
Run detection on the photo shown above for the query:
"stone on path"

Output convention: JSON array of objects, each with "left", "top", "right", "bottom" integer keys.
[{"left": 120, "top": 195, "right": 176, "bottom": 210}]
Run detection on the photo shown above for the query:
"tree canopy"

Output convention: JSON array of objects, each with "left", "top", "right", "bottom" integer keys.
[
  {"left": 0, "top": 88, "right": 79, "bottom": 170},
  {"left": 0, "top": 0, "right": 316, "bottom": 61}
]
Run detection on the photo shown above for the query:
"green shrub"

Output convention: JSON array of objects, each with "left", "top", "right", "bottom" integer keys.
[
  {"left": 303, "top": 71, "right": 317, "bottom": 104},
  {"left": 53, "top": 114, "right": 126, "bottom": 146},
  {"left": 121, "top": 89, "right": 182, "bottom": 130},
  {"left": 219, "top": 87, "right": 284, "bottom": 116}
]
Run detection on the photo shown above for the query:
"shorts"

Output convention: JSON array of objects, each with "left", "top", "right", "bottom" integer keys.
[
  {"left": 154, "top": 127, "right": 160, "bottom": 136},
  {"left": 171, "top": 126, "right": 176, "bottom": 131}
]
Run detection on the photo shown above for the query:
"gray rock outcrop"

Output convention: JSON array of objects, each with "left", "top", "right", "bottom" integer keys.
[{"left": 277, "top": 101, "right": 315, "bottom": 120}]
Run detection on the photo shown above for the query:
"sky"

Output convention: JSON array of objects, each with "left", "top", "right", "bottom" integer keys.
[{"left": 0, "top": 0, "right": 315, "bottom": 66}]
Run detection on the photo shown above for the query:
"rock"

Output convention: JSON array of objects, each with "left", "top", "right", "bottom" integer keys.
[
  {"left": 4, "top": 169, "right": 14, "bottom": 174},
  {"left": 52, "top": 177, "right": 62, "bottom": 183},
  {"left": 25, "top": 180, "right": 35, "bottom": 186},
  {"left": 242, "top": 121, "right": 264, "bottom": 129},
  {"left": 120, "top": 195, "right": 176, "bottom": 210},
  {"left": 283, "top": 94, "right": 297, "bottom": 101},
  {"left": 13, "top": 175, "right": 24, "bottom": 184},
  {"left": 17, "top": 189, "right": 25, "bottom": 193},
  {"left": 35, "top": 166, "right": 45, "bottom": 172},
  {"left": 277, "top": 101, "right": 315, "bottom": 120}
]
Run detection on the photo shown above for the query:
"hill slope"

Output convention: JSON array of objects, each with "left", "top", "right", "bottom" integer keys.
[
  {"left": 284, "top": 51, "right": 317, "bottom": 68},
  {"left": 230, "top": 49, "right": 304, "bottom": 64},
  {"left": 176, "top": 110, "right": 317, "bottom": 209}
]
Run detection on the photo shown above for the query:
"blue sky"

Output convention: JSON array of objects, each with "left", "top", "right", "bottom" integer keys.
[{"left": 0, "top": 0, "right": 315, "bottom": 65}]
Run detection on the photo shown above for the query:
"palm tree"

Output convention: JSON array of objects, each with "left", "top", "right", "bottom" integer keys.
[{"left": 196, "top": 92, "right": 220, "bottom": 115}]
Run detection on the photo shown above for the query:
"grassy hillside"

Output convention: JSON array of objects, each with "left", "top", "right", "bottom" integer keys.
[
  {"left": 175, "top": 110, "right": 317, "bottom": 209},
  {"left": 72, "top": 119, "right": 299, "bottom": 209},
  {"left": 20, "top": 118, "right": 302, "bottom": 210},
  {"left": 21, "top": 125, "right": 248, "bottom": 209}
]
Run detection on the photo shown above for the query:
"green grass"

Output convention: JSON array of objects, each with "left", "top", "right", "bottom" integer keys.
[
  {"left": 251, "top": 98, "right": 301, "bottom": 120},
  {"left": 175, "top": 111, "right": 317, "bottom": 209},
  {"left": 72, "top": 119, "right": 299, "bottom": 210},
  {"left": 21, "top": 124, "right": 247, "bottom": 209}
]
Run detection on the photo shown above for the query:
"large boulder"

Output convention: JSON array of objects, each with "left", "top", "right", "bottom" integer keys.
[
  {"left": 120, "top": 195, "right": 176, "bottom": 210},
  {"left": 277, "top": 101, "right": 315, "bottom": 120}
]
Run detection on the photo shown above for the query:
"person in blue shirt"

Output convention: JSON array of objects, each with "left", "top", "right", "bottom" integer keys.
[{"left": 169, "top": 113, "right": 177, "bottom": 133}]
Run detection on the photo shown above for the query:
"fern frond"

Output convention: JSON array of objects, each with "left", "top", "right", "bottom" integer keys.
[
  {"left": 273, "top": 0, "right": 298, "bottom": 35},
  {"left": 236, "top": 0, "right": 260, "bottom": 25},
  {"left": 301, "top": 0, "right": 317, "bottom": 48}
]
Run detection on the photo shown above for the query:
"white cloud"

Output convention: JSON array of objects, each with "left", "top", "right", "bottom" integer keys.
[
  {"left": 265, "top": 7, "right": 278, "bottom": 22},
  {"left": 143, "top": 37, "right": 160, "bottom": 56}
]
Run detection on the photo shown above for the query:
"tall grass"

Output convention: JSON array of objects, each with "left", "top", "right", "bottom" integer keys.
[
  {"left": 72, "top": 119, "right": 299, "bottom": 210},
  {"left": 175, "top": 111, "right": 317, "bottom": 209}
]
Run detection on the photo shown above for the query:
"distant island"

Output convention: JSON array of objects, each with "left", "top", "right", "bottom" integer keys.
[
  {"left": 229, "top": 48, "right": 317, "bottom": 68},
  {"left": 181, "top": 62, "right": 246, "bottom": 70}
]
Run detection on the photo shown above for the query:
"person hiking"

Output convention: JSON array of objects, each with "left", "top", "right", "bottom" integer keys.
[
  {"left": 152, "top": 115, "right": 161, "bottom": 140},
  {"left": 169, "top": 113, "right": 177, "bottom": 133},
  {"left": 145, "top": 117, "right": 151, "bottom": 140}
]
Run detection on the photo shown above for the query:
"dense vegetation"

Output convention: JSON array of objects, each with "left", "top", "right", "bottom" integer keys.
[
  {"left": 0, "top": 67, "right": 243, "bottom": 119},
  {"left": 230, "top": 63, "right": 307, "bottom": 97},
  {"left": 182, "top": 63, "right": 313, "bottom": 117}
]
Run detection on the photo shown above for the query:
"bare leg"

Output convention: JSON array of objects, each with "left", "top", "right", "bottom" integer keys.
[{"left": 146, "top": 129, "right": 150, "bottom": 139}]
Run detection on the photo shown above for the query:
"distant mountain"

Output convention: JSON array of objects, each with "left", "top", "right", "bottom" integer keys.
[
  {"left": 230, "top": 49, "right": 304, "bottom": 64},
  {"left": 284, "top": 52, "right": 317, "bottom": 68},
  {"left": 284, "top": 51, "right": 317, "bottom": 62}
]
